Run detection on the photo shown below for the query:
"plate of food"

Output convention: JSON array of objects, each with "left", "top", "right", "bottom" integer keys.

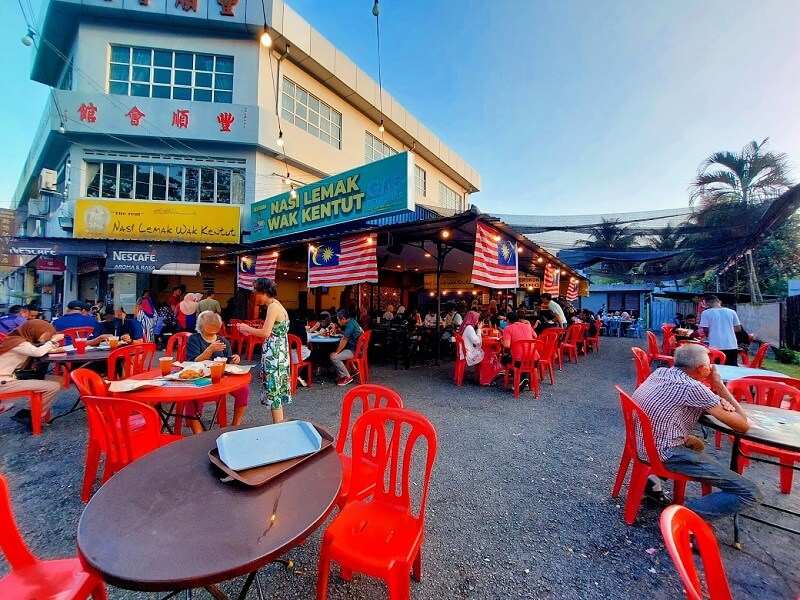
[
  {"left": 225, "top": 364, "right": 253, "bottom": 375},
  {"left": 163, "top": 365, "right": 211, "bottom": 380}
]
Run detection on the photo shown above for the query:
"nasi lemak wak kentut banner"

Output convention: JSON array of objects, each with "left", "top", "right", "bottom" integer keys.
[{"left": 250, "top": 152, "right": 415, "bottom": 242}]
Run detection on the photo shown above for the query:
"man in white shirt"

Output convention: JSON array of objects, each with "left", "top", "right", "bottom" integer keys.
[
  {"left": 541, "top": 293, "right": 566, "bottom": 328},
  {"left": 699, "top": 295, "right": 742, "bottom": 366}
]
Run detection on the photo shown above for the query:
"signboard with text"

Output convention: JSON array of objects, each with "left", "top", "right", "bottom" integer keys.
[
  {"left": 789, "top": 279, "right": 800, "bottom": 297},
  {"left": 251, "top": 152, "right": 415, "bottom": 242},
  {"left": 105, "top": 242, "right": 200, "bottom": 274},
  {"left": 74, "top": 199, "right": 240, "bottom": 244}
]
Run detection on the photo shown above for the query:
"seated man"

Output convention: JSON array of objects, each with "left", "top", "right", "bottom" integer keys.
[
  {"left": 329, "top": 309, "right": 363, "bottom": 387},
  {"left": 632, "top": 344, "right": 761, "bottom": 519},
  {"left": 88, "top": 307, "right": 145, "bottom": 347},
  {"left": 53, "top": 300, "right": 98, "bottom": 333},
  {"left": 0, "top": 305, "right": 30, "bottom": 334}
]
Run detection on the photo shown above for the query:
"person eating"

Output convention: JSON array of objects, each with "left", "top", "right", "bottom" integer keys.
[{"left": 87, "top": 307, "right": 144, "bottom": 347}]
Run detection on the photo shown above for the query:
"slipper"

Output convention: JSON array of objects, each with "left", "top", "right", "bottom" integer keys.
[{"left": 0, "top": 402, "right": 15, "bottom": 414}]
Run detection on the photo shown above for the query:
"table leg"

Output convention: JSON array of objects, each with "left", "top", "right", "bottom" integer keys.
[{"left": 47, "top": 397, "right": 85, "bottom": 422}]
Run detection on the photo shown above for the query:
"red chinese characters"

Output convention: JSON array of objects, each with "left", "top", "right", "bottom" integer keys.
[
  {"left": 217, "top": 0, "right": 238, "bottom": 16},
  {"left": 78, "top": 103, "right": 97, "bottom": 123},
  {"left": 175, "top": 0, "right": 198, "bottom": 12},
  {"left": 126, "top": 106, "right": 146, "bottom": 126},
  {"left": 172, "top": 109, "right": 190, "bottom": 129},
  {"left": 217, "top": 112, "right": 235, "bottom": 132}
]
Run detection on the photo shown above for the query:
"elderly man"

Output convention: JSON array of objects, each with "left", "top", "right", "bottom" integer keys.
[
  {"left": 632, "top": 343, "right": 761, "bottom": 519},
  {"left": 699, "top": 295, "right": 742, "bottom": 366}
]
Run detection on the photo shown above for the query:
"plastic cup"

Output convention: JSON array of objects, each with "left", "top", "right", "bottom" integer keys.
[
  {"left": 74, "top": 338, "right": 87, "bottom": 354},
  {"left": 159, "top": 356, "right": 174, "bottom": 376},
  {"left": 108, "top": 336, "right": 119, "bottom": 350},
  {"left": 209, "top": 361, "right": 225, "bottom": 383}
]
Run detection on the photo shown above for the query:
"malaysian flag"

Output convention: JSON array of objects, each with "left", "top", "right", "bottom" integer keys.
[
  {"left": 307, "top": 234, "right": 378, "bottom": 288},
  {"left": 471, "top": 221, "right": 518, "bottom": 289},
  {"left": 543, "top": 263, "right": 560, "bottom": 295},
  {"left": 237, "top": 254, "right": 278, "bottom": 290},
  {"left": 566, "top": 279, "right": 579, "bottom": 301}
]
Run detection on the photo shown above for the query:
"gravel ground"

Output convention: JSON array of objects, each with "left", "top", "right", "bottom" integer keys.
[{"left": 1, "top": 336, "right": 798, "bottom": 599}]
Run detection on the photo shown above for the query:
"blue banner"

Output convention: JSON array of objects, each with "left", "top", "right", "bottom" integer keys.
[{"left": 250, "top": 152, "right": 415, "bottom": 242}]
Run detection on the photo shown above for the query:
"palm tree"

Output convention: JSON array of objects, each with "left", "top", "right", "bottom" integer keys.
[
  {"left": 577, "top": 218, "right": 639, "bottom": 276},
  {"left": 689, "top": 138, "right": 792, "bottom": 301}
]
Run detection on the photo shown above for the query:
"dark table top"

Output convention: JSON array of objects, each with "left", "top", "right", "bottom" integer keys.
[
  {"left": 77, "top": 425, "right": 342, "bottom": 592},
  {"left": 700, "top": 404, "right": 800, "bottom": 453},
  {"left": 41, "top": 348, "right": 113, "bottom": 363}
]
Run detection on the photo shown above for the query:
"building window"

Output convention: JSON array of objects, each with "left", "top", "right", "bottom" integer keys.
[
  {"left": 415, "top": 165, "right": 426, "bottom": 197},
  {"left": 439, "top": 182, "right": 462, "bottom": 211},
  {"left": 607, "top": 292, "right": 640, "bottom": 314},
  {"left": 58, "top": 57, "right": 73, "bottom": 91},
  {"left": 86, "top": 162, "right": 245, "bottom": 204},
  {"left": 281, "top": 78, "right": 342, "bottom": 149},
  {"left": 365, "top": 132, "right": 396, "bottom": 164},
  {"left": 108, "top": 46, "right": 234, "bottom": 103}
]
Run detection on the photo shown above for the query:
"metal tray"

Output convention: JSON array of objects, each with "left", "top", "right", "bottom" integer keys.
[{"left": 209, "top": 422, "right": 334, "bottom": 486}]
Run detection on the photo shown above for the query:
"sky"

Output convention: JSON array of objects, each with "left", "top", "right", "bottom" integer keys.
[{"left": 2, "top": 0, "right": 800, "bottom": 216}]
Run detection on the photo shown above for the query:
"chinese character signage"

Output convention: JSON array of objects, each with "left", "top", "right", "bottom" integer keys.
[
  {"left": 74, "top": 199, "right": 241, "bottom": 244},
  {"left": 251, "top": 152, "right": 415, "bottom": 242}
]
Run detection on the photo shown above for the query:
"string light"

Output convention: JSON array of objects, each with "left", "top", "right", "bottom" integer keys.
[
  {"left": 372, "top": 0, "right": 380, "bottom": 16},
  {"left": 289, "top": 186, "right": 298, "bottom": 200},
  {"left": 379, "top": 119, "right": 385, "bottom": 133},
  {"left": 283, "top": 172, "right": 291, "bottom": 185},
  {"left": 277, "top": 130, "right": 284, "bottom": 146},
  {"left": 260, "top": 26, "right": 272, "bottom": 47},
  {"left": 441, "top": 230, "right": 450, "bottom": 239},
  {"left": 21, "top": 28, "right": 34, "bottom": 46},
  {"left": 271, "top": 251, "right": 279, "bottom": 257}
]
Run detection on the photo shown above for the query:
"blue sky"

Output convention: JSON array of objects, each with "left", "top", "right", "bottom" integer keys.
[{"left": 3, "top": 0, "right": 800, "bottom": 215}]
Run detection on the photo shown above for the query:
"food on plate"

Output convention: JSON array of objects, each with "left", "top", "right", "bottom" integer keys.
[{"left": 179, "top": 369, "right": 204, "bottom": 379}]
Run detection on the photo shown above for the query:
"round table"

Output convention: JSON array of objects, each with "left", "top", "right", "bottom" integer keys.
[{"left": 77, "top": 425, "right": 342, "bottom": 595}]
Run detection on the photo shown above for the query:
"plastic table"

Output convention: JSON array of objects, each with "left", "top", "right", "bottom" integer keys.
[{"left": 714, "top": 365, "right": 785, "bottom": 383}]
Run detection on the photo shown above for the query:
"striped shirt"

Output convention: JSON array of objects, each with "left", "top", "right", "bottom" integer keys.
[{"left": 632, "top": 367, "right": 719, "bottom": 460}]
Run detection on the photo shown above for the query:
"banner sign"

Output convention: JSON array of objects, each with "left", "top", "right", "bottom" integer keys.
[
  {"left": 5, "top": 238, "right": 104, "bottom": 257},
  {"left": 0, "top": 209, "right": 16, "bottom": 238},
  {"left": 251, "top": 152, "right": 415, "bottom": 242},
  {"left": 519, "top": 276, "right": 541, "bottom": 289},
  {"left": 74, "top": 199, "right": 240, "bottom": 244},
  {"left": 105, "top": 242, "right": 201, "bottom": 274},
  {"left": 35, "top": 257, "right": 67, "bottom": 272},
  {"left": 423, "top": 273, "right": 474, "bottom": 290}
]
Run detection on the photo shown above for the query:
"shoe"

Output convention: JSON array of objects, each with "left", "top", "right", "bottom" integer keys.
[
  {"left": 337, "top": 375, "right": 354, "bottom": 386},
  {"left": 644, "top": 480, "right": 672, "bottom": 506},
  {"left": 10, "top": 409, "right": 32, "bottom": 428},
  {"left": 297, "top": 377, "right": 307, "bottom": 388}
]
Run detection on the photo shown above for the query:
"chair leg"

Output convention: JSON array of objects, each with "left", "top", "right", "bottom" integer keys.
[
  {"left": 624, "top": 465, "right": 650, "bottom": 525},
  {"left": 611, "top": 451, "right": 631, "bottom": 498},
  {"left": 672, "top": 480, "right": 687, "bottom": 505},
  {"left": 82, "top": 440, "right": 102, "bottom": 503},
  {"left": 316, "top": 551, "right": 331, "bottom": 600},
  {"left": 30, "top": 392, "right": 43, "bottom": 436},
  {"left": 529, "top": 370, "right": 539, "bottom": 399},
  {"left": 715, "top": 430, "right": 722, "bottom": 449},
  {"left": 779, "top": 459, "right": 794, "bottom": 494},
  {"left": 91, "top": 581, "right": 109, "bottom": 600},
  {"left": 215, "top": 395, "right": 228, "bottom": 427},
  {"left": 412, "top": 548, "right": 422, "bottom": 582}
]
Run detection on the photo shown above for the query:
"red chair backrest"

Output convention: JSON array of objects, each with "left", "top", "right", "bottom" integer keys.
[
  {"left": 61, "top": 326, "right": 95, "bottom": 345},
  {"left": 616, "top": 385, "right": 667, "bottom": 469},
  {"left": 660, "top": 505, "right": 733, "bottom": 600},
  {"left": 166, "top": 332, "right": 191, "bottom": 362},
  {"left": 510, "top": 339, "right": 540, "bottom": 366},
  {"left": 707, "top": 348, "right": 726, "bottom": 365},
  {"left": 661, "top": 324, "right": 675, "bottom": 354},
  {"left": 631, "top": 347, "right": 650, "bottom": 388},
  {"left": 349, "top": 407, "right": 437, "bottom": 519},
  {"left": 82, "top": 396, "right": 162, "bottom": 467},
  {"left": 353, "top": 330, "right": 372, "bottom": 359},
  {"left": 564, "top": 323, "right": 584, "bottom": 344},
  {"left": 739, "top": 374, "right": 800, "bottom": 392},
  {"left": 70, "top": 368, "right": 110, "bottom": 397},
  {"left": 646, "top": 331, "right": 661, "bottom": 357},
  {"left": 336, "top": 384, "right": 404, "bottom": 457},
  {"left": 726, "top": 378, "right": 800, "bottom": 410},
  {"left": 749, "top": 343, "right": 770, "bottom": 369},
  {"left": 538, "top": 329, "right": 560, "bottom": 360},
  {"left": 454, "top": 333, "right": 466, "bottom": 362},
  {"left": 106, "top": 343, "right": 157, "bottom": 381},
  {"left": 0, "top": 475, "right": 36, "bottom": 571}
]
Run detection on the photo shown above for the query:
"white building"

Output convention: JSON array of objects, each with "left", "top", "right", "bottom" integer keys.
[{"left": 8, "top": 0, "right": 480, "bottom": 316}]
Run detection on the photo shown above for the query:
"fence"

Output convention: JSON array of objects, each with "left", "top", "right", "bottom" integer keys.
[
  {"left": 787, "top": 296, "right": 800, "bottom": 350},
  {"left": 737, "top": 302, "right": 781, "bottom": 347}
]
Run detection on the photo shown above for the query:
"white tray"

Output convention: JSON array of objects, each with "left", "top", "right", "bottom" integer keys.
[{"left": 215, "top": 421, "right": 323, "bottom": 471}]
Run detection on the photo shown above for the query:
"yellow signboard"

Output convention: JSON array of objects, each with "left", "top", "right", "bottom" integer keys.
[{"left": 74, "top": 199, "right": 240, "bottom": 244}]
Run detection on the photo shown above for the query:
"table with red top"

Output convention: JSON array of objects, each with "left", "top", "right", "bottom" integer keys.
[
  {"left": 77, "top": 425, "right": 341, "bottom": 598},
  {"left": 113, "top": 369, "right": 252, "bottom": 433}
]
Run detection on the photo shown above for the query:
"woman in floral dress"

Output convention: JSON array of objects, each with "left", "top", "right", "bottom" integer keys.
[{"left": 236, "top": 278, "right": 290, "bottom": 423}]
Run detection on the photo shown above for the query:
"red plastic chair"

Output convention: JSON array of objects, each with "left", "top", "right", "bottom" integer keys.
[
  {"left": 334, "top": 384, "right": 404, "bottom": 509},
  {"left": 726, "top": 379, "right": 800, "bottom": 493},
  {"left": 165, "top": 332, "right": 191, "bottom": 362},
  {"left": 82, "top": 396, "right": 181, "bottom": 485},
  {"left": 647, "top": 331, "right": 675, "bottom": 368},
  {"left": 707, "top": 348, "right": 726, "bottom": 365},
  {"left": 584, "top": 320, "right": 601, "bottom": 353},
  {"left": 503, "top": 339, "right": 541, "bottom": 399},
  {"left": 0, "top": 391, "right": 49, "bottom": 436},
  {"left": 106, "top": 343, "right": 157, "bottom": 381},
  {"left": 661, "top": 324, "right": 676, "bottom": 355},
  {"left": 226, "top": 321, "right": 245, "bottom": 354},
  {"left": 739, "top": 374, "right": 800, "bottom": 393},
  {"left": 344, "top": 330, "right": 372, "bottom": 384},
  {"left": 538, "top": 328, "right": 563, "bottom": 372},
  {"left": 612, "top": 386, "right": 709, "bottom": 524},
  {"left": 560, "top": 323, "right": 584, "bottom": 364},
  {"left": 748, "top": 343, "right": 770, "bottom": 369},
  {"left": 660, "top": 505, "right": 733, "bottom": 600},
  {"left": 55, "top": 326, "right": 98, "bottom": 388},
  {"left": 453, "top": 333, "right": 467, "bottom": 386},
  {"left": 536, "top": 329, "right": 558, "bottom": 385},
  {"left": 288, "top": 334, "right": 313, "bottom": 394},
  {"left": 631, "top": 347, "right": 651, "bottom": 388},
  {"left": 0, "top": 475, "right": 108, "bottom": 600},
  {"left": 317, "top": 407, "right": 438, "bottom": 600}
]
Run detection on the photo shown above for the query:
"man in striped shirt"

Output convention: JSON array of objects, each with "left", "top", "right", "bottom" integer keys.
[{"left": 632, "top": 344, "right": 761, "bottom": 519}]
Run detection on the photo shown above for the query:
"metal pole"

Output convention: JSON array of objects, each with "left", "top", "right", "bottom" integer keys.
[{"left": 435, "top": 240, "right": 443, "bottom": 366}]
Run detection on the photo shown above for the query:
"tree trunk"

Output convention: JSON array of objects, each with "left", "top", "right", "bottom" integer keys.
[{"left": 744, "top": 249, "right": 763, "bottom": 303}]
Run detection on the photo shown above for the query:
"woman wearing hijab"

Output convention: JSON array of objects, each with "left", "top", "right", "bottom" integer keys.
[
  {"left": 176, "top": 292, "right": 200, "bottom": 332},
  {"left": 458, "top": 309, "right": 481, "bottom": 336},
  {"left": 136, "top": 289, "right": 157, "bottom": 343},
  {"left": 0, "top": 321, "right": 65, "bottom": 427},
  {"left": 460, "top": 310, "right": 485, "bottom": 367}
]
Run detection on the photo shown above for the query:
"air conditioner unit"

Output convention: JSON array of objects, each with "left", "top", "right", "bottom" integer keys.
[
  {"left": 38, "top": 168, "right": 57, "bottom": 193},
  {"left": 27, "top": 198, "right": 49, "bottom": 216}
]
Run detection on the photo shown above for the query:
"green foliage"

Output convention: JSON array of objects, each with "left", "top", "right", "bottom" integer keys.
[{"left": 771, "top": 346, "right": 800, "bottom": 365}]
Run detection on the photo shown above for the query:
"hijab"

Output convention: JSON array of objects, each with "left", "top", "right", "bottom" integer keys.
[
  {"left": 179, "top": 293, "right": 200, "bottom": 316},
  {"left": 459, "top": 310, "right": 480, "bottom": 335},
  {"left": 0, "top": 320, "right": 55, "bottom": 355}
]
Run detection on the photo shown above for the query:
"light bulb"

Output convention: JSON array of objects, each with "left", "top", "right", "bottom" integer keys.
[
  {"left": 57, "top": 124, "right": 66, "bottom": 134},
  {"left": 283, "top": 173, "right": 291, "bottom": 185},
  {"left": 277, "top": 131, "right": 284, "bottom": 146},
  {"left": 289, "top": 187, "right": 298, "bottom": 200},
  {"left": 372, "top": 1, "right": 380, "bottom": 16},
  {"left": 378, "top": 119, "right": 385, "bottom": 133},
  {"left": 260, "top": 26, "right": 272, "bottom": 48},
  {"left": 21, "top": 29, "right": 34, "bottom": 46}
]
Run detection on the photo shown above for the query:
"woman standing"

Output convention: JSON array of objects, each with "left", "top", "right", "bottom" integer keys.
[
  {"left": 237, "top": 278, "right": 291, "bottom": 424},
  {"left": 136, "top": 290, "right": 157, "bottom": 343},
  {"left": 176, "top": 292, "right": 200, "bottom": 332},
  {"left": 0, "top": 321, "right": 65, "bottom": 429}
]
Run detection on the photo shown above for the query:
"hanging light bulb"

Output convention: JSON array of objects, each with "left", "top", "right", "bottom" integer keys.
[
  {"left": 372, "top": 0, "right": 380, "bottom": 16},
  {"left": 283, "top": 172, "right": 291, "bottom": 185},
  {"left": 21, "top": 28, "right": 34, "bottom": 46},
  {"left": 260, "top": 25, "right": 272, "bottom": 48},
  {"left": 289, "top": 186, "right": 298, "bottom": 200},
  {"left": 277, "top": 130, "right": 284, "bottom": 146},
  {"left": 378, "top": 119, "right": 385, "bottom": 133},
  {"left": 57, "top": 122, "right": 66, "bottom": 135}
]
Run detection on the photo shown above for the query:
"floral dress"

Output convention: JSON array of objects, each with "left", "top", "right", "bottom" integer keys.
[{"left": 260, "top": 319, "right": 291, "bottom": 410}]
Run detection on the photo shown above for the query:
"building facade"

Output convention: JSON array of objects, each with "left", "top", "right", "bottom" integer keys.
[{"left": 8, "top": 0, "right": 480, "bottom": 316}]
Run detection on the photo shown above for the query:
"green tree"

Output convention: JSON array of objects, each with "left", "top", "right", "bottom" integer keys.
[{"left": 577, "top": 218, "right": 639, "bottom": 277}]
